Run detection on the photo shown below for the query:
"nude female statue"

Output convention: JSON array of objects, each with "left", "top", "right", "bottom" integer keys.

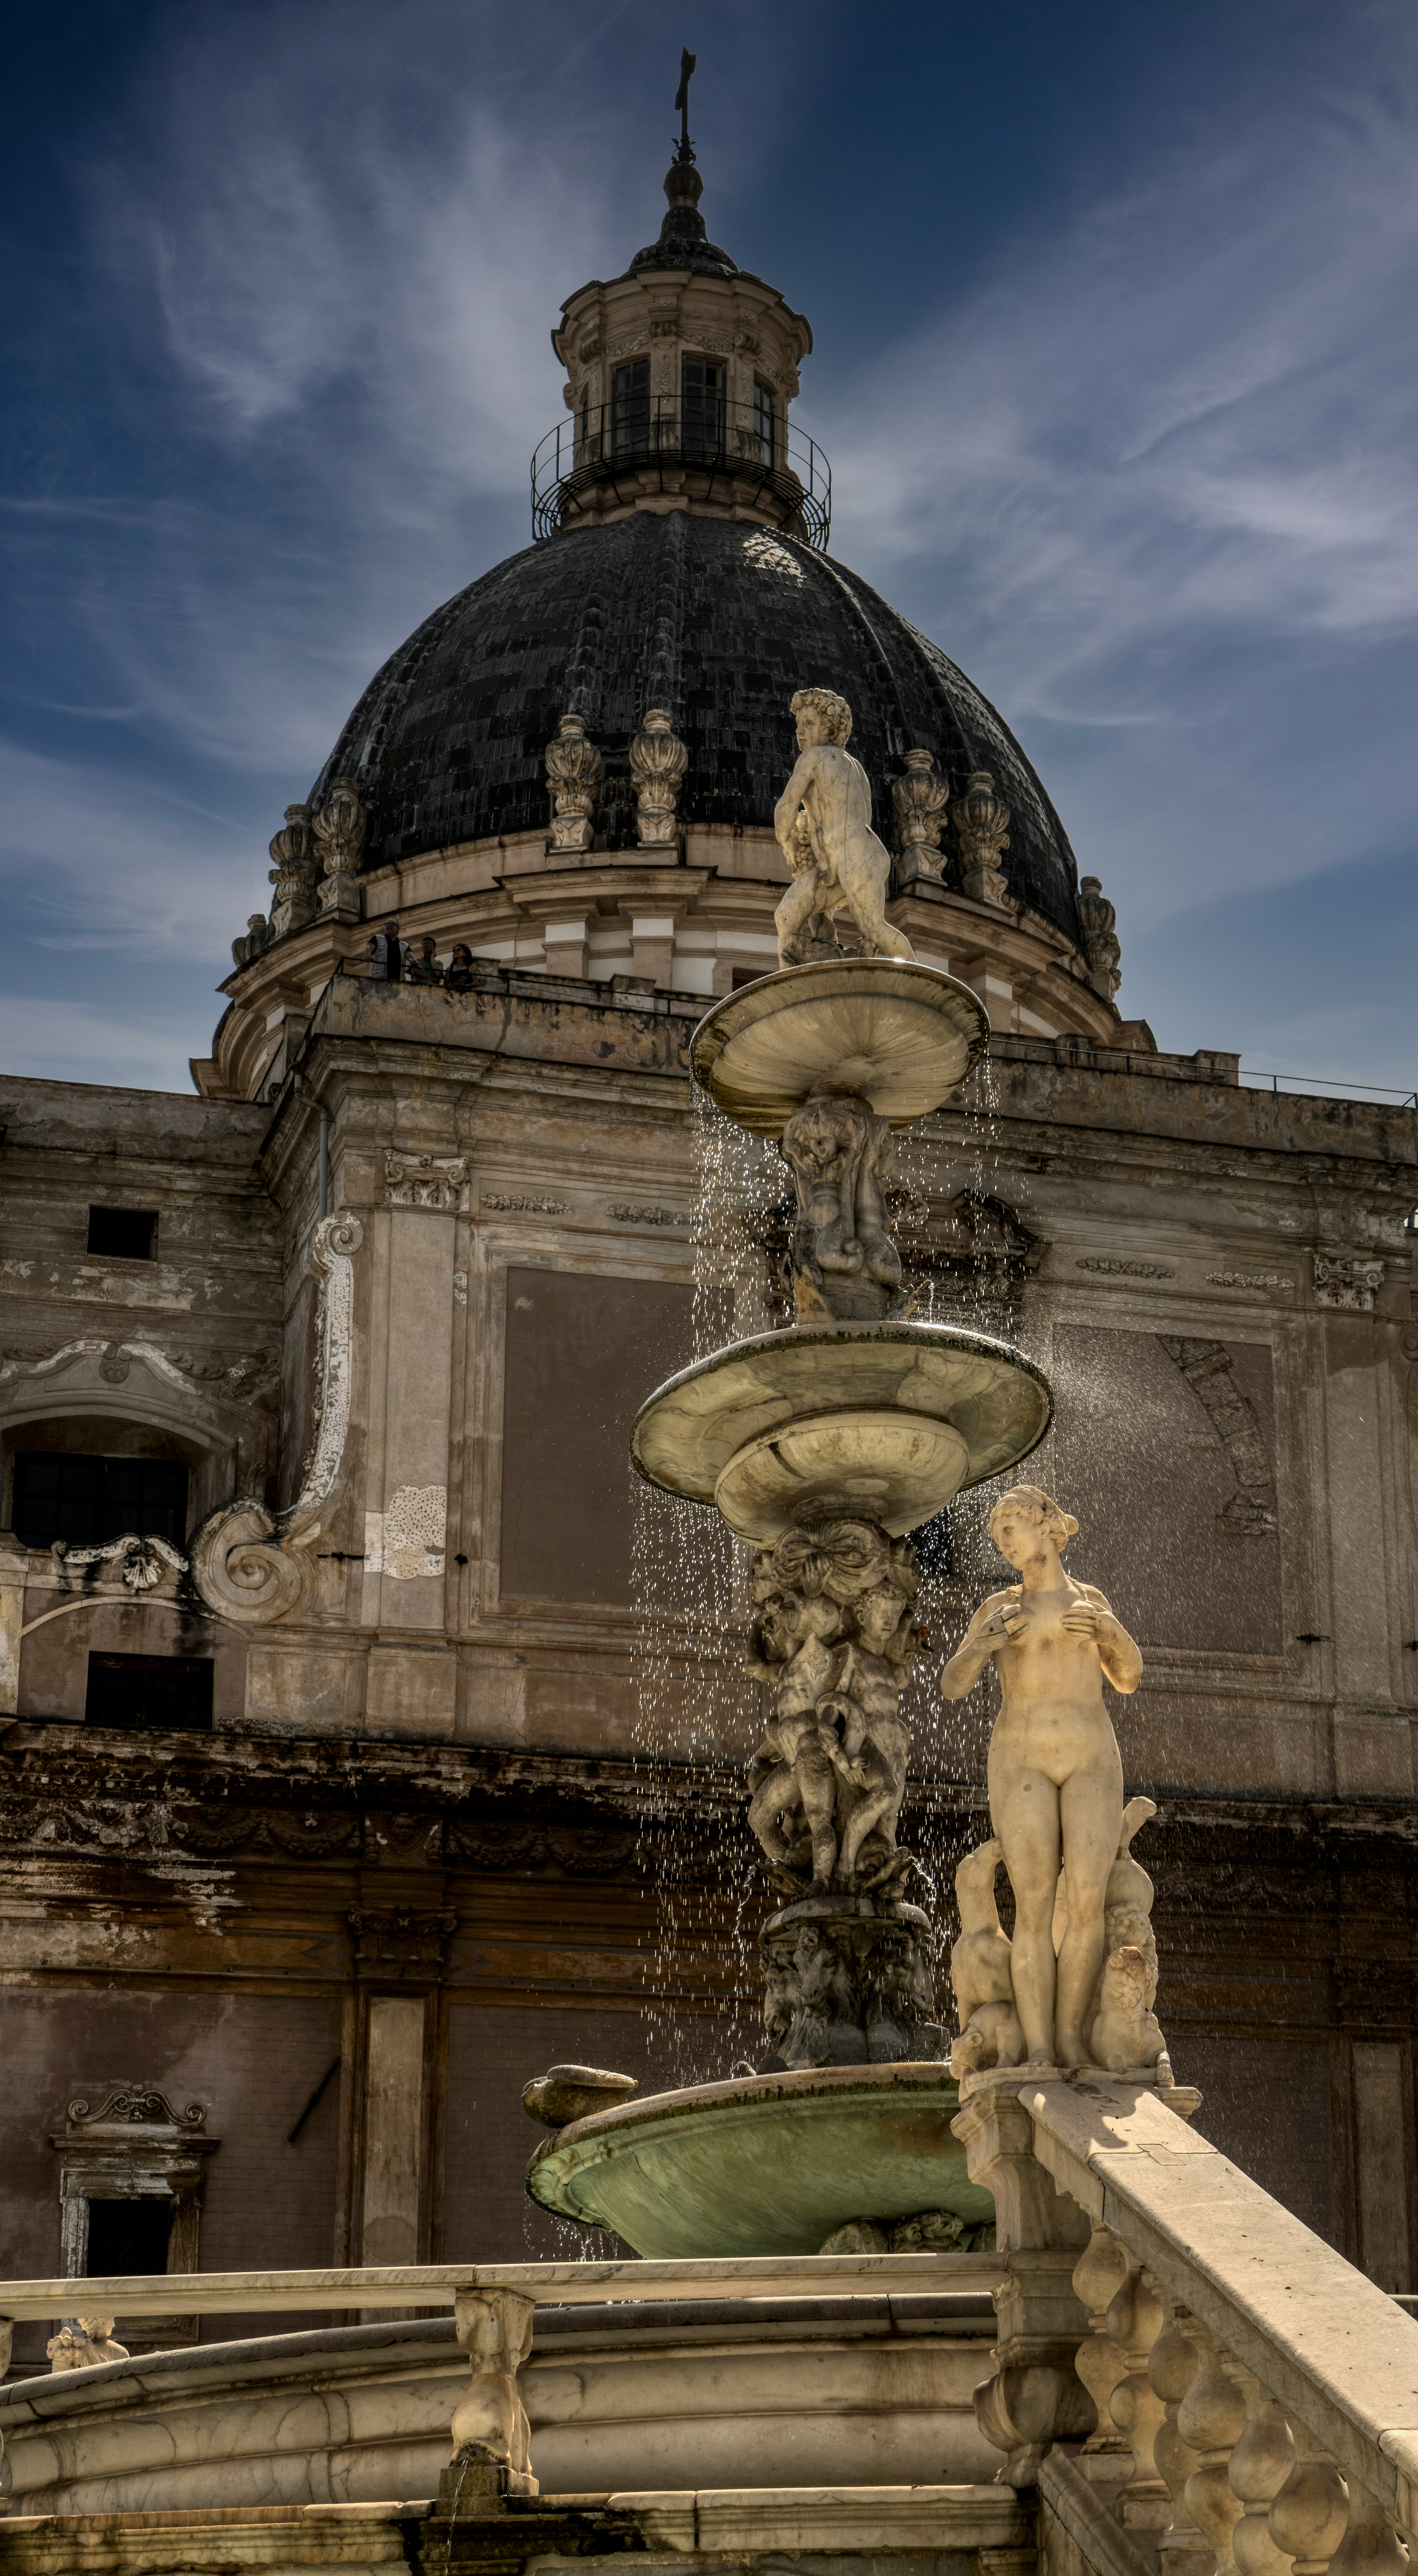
[
  {"left": 773, "top": 687, "right": 916, "bottom": 967},
  {"left": 939, "top": 1484, "right": 1143, "bottom": 2068}
]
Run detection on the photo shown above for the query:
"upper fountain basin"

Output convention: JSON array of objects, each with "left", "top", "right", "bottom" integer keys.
[
  {"left": 690, "top": 959, "right": 990, "bottom": 1137},
  {"left": 525, "top": 2063, "right": 994, "bottom": 2258},
  {"left": 631, "top": 1320, "right": 1052, "bottom": 1541}
]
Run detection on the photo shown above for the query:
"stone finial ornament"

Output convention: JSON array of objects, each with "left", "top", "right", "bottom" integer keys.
[
  {"left": 1078, "top": 874, "right": 1122, "bottom": 998},
  {"left": 267, "top": 802, "right": 318, "bottom": 936},
  {"left": 952, "top": 769, "right": 1011, "bottom": 908},
  {"left": 313, "top": 778, "right": 367, "bottom": 916},
  {"left": 773, "top": 688, "right": 915, "bottom": 965},
  {"left": 545, "top": 712, "right": 604, "bottom": 854},
  {"left": 891, "top": 748, "right": 950, "bottom": 881},
  {"left": 231, "top": 913, "right": 271, "bottom": 969},
  {"left": 628, "top": 707, "right": 688, "bottom": 847}
]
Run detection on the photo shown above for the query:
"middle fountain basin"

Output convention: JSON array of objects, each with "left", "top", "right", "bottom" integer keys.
[{"left": 525, "top": 2063, "right": 994, "bottom": 2257}]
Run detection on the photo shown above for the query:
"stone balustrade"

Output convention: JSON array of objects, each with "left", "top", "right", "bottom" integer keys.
[
  {"left": 952, "top": 2073, "right": 1418, "bottom": 2576},
  {"left": 0, "top": 2250, "right": 991, "bottom": 2507}
]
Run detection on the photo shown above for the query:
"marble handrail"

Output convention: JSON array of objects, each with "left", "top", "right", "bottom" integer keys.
[
  {"left": 0, "top": 2248, "right": 993, "bottom": 2325},
  {"left": 954, "top": 2070, "right": 1418, "bottom": 2567}
]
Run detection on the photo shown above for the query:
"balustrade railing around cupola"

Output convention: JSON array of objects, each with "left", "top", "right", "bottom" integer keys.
[{"left": 530, "top": 395, "right": 831, "bottom": 546}]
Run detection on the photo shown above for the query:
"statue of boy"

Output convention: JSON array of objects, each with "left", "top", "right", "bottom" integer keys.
[
  {"left": 940, "top": 1484, "right": 1143, "bottom": 2068},
  {"left": 773, "top": 688, "right": 916, "bottom": 968}
]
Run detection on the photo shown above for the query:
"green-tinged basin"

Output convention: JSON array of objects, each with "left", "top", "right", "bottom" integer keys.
[{"left": 524, "top": 2062, "right": 993, "bottom": 2258}]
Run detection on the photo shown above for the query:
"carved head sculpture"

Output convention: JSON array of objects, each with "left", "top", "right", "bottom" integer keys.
[
  {"left": 987, "top": 1484, "right": 1078, "bottom": 1568},
  {"left": 776, "top": 1515, "right": 890, "bottom": 1605},
  {"left": 790, "top": 686, "right": 853, "bottom": 748}
]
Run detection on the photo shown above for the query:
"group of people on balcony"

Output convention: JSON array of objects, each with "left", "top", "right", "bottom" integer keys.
[{"left": 365, "top": 920, "right": 477, "bottom": 991}]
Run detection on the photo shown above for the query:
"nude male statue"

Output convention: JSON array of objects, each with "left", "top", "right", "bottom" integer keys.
[
  {"left": 773, "top": 687, "right": 916, "bottom": 967},
  {"left": 939, "top": 1484, "right": 1143, "bottom": 2067}
]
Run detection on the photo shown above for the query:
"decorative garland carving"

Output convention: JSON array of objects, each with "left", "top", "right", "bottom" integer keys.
[
  {"left": 1157, "top": 1335, "right": 1278, "bottom": 1536},
  {"left": 190, "top": 1212, "right": 362, "bottom": 1623}
]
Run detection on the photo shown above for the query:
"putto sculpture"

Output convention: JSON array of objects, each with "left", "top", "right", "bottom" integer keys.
[
  {"left": 773, "top": 687, "right": 916, "bottom": 967},
  {"left": 941, "top": 1483, "right": 1170, "bottom": 2079}
]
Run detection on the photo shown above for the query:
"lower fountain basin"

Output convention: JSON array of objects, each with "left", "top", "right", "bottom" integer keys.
[
  {"left": 631, "top": 1321, "right": 1052, "bottom": 1540},
  {"left": 525, "top": 2063, "right": 994, "bottom": 2258}
]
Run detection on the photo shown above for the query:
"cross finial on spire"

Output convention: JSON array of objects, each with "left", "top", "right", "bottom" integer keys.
[{"left": 673, "top": 48, "right": 697, "bottom": 164}]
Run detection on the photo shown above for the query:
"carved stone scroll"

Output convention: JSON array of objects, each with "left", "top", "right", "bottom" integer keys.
[
  {"left": 1078, "top": 876, "right": 1122, "bottom": 1000},
  {"left": 190, "top": 1212, "right": 362, "bottom": 1624}
]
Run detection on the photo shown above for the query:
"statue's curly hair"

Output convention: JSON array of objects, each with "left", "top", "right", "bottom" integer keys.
[
  {"left": 790, "top": 685, "right": 853, "bottom": 745},
  {"left": 987, "top": 1484, "right": 1079, "bottom": 1549}
]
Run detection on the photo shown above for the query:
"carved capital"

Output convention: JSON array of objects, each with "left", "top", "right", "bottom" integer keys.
[
  {"left": 384, "top": 1152, "right": 469, "bottom": 1213},
  {"left": 1313, "top": 1250, "right": 1385, "bottom": 1311}
]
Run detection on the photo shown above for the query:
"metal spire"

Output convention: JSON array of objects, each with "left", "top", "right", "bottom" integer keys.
[{"left": 673, "top": 49, "right": 697, "bottom": 164}]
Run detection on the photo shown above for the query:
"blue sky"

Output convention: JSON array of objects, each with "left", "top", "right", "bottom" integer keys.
[{"left": 2, "top": 0, "right": 1415, "bottom": 1093}]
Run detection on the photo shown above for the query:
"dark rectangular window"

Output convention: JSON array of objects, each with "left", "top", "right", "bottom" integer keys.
[
  {"left": 681, "top": 355, "right": 725, "bottom": 460},
  {"left": 610, "top": 358, "right": 650, "bottom": 460},
  {"left": 12, "top": 1453, "right": 188, "bottom": 1549},
  {"left": 753, "top": 379, "right": 776, "bottom": 462},
  {"left": 85, "top": 1652, "right": 214, "bottom": 1733},
  {"left": 87, "top": 1207, "right": 157, "bottom": 1260},
  {"left": 85, "top": 2196, "right": 172, "bottom": 2274}
]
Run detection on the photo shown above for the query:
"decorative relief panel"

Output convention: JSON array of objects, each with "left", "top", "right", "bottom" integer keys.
[{"left": 385, "top": 1153, "right": 469, "bottom": 1212}]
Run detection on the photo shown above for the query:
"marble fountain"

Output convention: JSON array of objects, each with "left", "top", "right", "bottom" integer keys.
[{"left": 0, "top": 686, "right": 1183, "bottom": 2522}]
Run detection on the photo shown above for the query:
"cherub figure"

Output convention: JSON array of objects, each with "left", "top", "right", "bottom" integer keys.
[
  {"left": 773, "top": 688, "right": 916, "bottom": 967},
  {"left": 940, "top": 1484, "right": 1143, "bottom": 2068}
]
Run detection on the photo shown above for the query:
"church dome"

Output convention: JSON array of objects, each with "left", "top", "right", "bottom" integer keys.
[{"left": 309, "top": 510, "right": 1084, "bottom": 944}]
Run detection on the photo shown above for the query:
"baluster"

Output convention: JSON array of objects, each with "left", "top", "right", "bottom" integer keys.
[
  {"left": 1226, "top": 2366, "right": 1294, "bottom": 2576},
  {"left": 450, "top": 2287, "right": 538, "bottom": 2495},
  {"left": 1269, "top": 2426, "right": 1350, "bottom": 2576},
  {"left": 1073, "top": 2227, "right": 1135, "bottom": 2479},
  {"left": 1108, "top": 2264, "right": 1170, "bottom": 2539},
  {"left": 1178, "top": 2322, "right": 1247, "bottom": 2576},
  {"left": 1327, "top": 2486, "right": 1410, "bottom": 2576},
  {"left": 1151, "top": 2305, "right": 1213, "bottom": 2576}
]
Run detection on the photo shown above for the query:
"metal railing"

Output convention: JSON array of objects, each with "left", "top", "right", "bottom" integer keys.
[
  {"left": 531, "top": 396, "right": 831, "bottom": 547},
  {"left": 1240, "top": 1066, "right": 1417, "bottom": 1108}
]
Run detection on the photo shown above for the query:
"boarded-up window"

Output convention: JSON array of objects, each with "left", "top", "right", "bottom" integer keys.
[
  {"left": 499, "top": 1268, "right": 693, "bottom": 1604},
  {"left": 1050, "top": 1325, "right": 1282, "bottom": 1653}
]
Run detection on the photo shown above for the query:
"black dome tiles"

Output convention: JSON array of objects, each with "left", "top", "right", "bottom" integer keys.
[{"left": 310, "top": 515, "right": 1083, "bottom": 942}]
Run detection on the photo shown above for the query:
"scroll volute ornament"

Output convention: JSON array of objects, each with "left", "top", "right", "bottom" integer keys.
[
  {"left": 629, "top": 707, "right": 688, "bottom": 848},
  {"left": 953, "top": 768, "right": 1012, "bottom": 908},
  {"left": 546, "top": 712, "right": 603, "bottom": 854},
  {"left": 891, "top": 748, "right": 950, "bottom": 880},
  {"left": 267, "top": 803, "right": 318, "bottom": 939}
]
